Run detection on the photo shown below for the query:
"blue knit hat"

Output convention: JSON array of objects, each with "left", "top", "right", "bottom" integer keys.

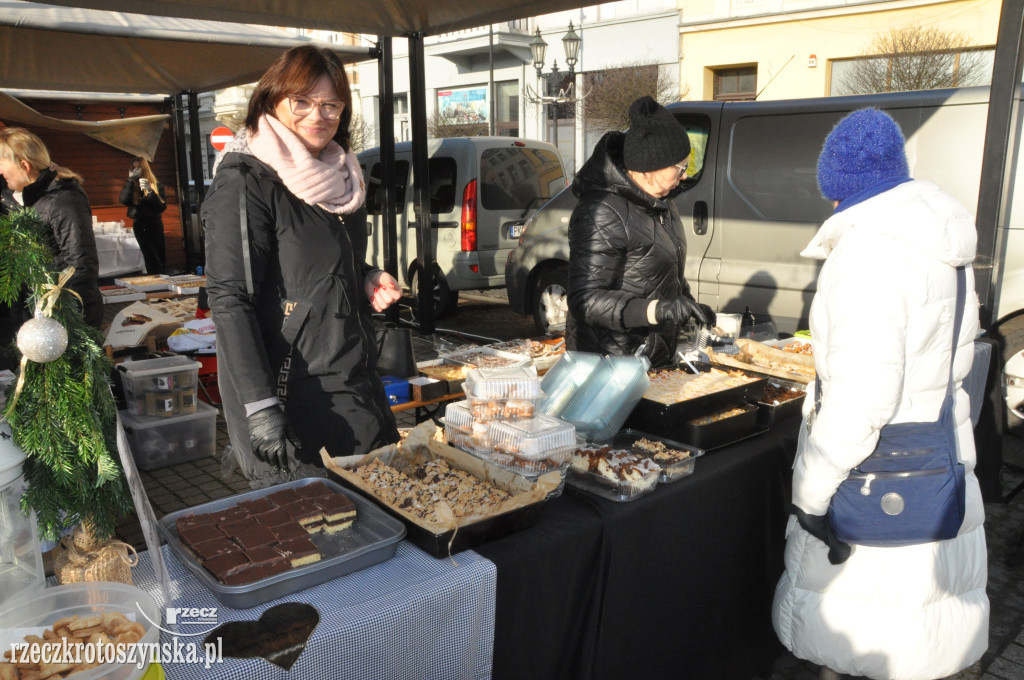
[{"left": 816, "top": 108, "right": 909, "bottom": 201}]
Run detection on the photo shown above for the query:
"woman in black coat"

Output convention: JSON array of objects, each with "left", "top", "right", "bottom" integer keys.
[
  {"left": 0, "top": 127, "right": 102, "bottom": 329},
  {"left": 202, "top": 46, "right": 403, "bottom": 485},
  {"left": 567, "top": 96, "right": 713, "bottom": 367},
  {"left": 119, "top": 157, "right": 167, "bottom": 274}
]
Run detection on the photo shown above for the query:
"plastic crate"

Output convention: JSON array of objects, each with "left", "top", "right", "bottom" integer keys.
[
  {"left": 381, "top": 376, "right": 410, "bottom": 405},
  {"left": 121, "top": 401, "right": 217, "bottom": 470},
  {"left": 117, "top": 355, "right": 201, "bottom": 418}
]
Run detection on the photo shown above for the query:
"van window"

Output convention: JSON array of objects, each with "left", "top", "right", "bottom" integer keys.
[
  {"left": 728, "top": 112, "right": 837, "bottom": 222},
  {"left": 673, "top": 114, "right": 711, "bottom": 189},
  {"left": 365, "top": 160, "right": 410, "bottom": 216},
  {"left": 428, "top": 157, "right": 457, "bottom": 214},
  {"left": 479, "top": 147, "right": 565, "bottom": 211}
]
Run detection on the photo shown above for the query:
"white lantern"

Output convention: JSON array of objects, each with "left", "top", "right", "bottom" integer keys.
[{"left": 0, "top": 421, "right": 45, "bottom": 607}]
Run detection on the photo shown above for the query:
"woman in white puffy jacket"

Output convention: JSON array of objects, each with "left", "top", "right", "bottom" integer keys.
[{"left": 771, "top": 108, "right": 989, "bottom": 680}]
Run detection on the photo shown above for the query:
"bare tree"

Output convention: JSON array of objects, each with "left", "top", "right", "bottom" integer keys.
[
  {"left": 583, "top": 60, "right": 686, "bottom": 134},
  {"left": 426, "top": 112, "right": 488, "bottom": 139},
  {"left": 837, "top": 25, "right": 989, "bottom": 95},
  {"left": 347, "top": 112, "right": 376, "bottom": 153}
]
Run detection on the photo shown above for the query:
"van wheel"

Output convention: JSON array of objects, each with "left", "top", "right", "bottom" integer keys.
[
  {"left": 411, "top": 265, "right": 459, "bottom": 319},
  {"left": 532, "top": 264, "right": 568, "bottom": 336},
  {"left": 995, "top": 314, "right": 1024, "bottom": 437}
]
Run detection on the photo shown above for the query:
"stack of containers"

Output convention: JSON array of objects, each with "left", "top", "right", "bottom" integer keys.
[
  {"left": 444, "top": 365, "right": 575, "bottom": 489},
  {"left": 117, "top": 356, "right": 217, "bottom": 470}
]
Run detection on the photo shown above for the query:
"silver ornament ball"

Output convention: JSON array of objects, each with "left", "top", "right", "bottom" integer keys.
[{"left": 17, "top": 317, "right": 69, "bottom": 363}]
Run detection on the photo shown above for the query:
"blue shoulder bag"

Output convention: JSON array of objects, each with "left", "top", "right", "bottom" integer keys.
[{"left": 823, "top": 266, "right": 967, "bottom": 547}]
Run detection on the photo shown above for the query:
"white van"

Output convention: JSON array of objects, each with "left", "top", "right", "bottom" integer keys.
[
  {"left": 359, "top": 137, "right": 566, "bottom": 317},
  {"left": 505, "top": 86, "right": 1024, "bottom": 431}
]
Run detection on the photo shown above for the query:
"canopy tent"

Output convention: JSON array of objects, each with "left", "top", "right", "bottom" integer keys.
[
  {"left": 29, "top": 0, "right": 589, "bottom": 36},
  {"left": 0, "top": 91, "right": 168, "bottom": 159},
  {"left": 0, "top": 1, "right": 373, "bottom": 94}
]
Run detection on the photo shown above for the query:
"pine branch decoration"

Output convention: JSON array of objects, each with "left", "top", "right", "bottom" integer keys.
[{"left": 1, "top": 208, "right": 133, "bottom": 542}]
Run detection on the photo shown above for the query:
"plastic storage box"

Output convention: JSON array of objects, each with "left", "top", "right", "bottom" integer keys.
[
  {"left": 121, "top": 400, "right": 218, "bottom": 470},
  {"left": 381, "top": 375, "right": 410, "bottom": 405},
  {"left": 567, "top": 445, "right": 661, "bottom": 502},
  {"left": 463, "top": 384, "right": 543, "bottom": 421},
  {"left": 539, "top": 351, "right": 603, "bottom": 416},
  {"left": 487, "top": 415, "right": 575, "bottom": 476},
  {"left": 464, "top": 365, "right": 541, "bottom": 399},
  {"left": 443, "top": 400, "right": 490, "bottom": 454},
  {"left": 118, "top": 355, "right": 201, "bottom": 418},
  {"left": 557, "top": 355, "right": 652, "bottom": 441},
  {"left": 0, "top": 581, "right": 160, "bottom": 680}
]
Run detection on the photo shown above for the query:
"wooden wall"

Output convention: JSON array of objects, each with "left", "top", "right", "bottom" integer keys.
[{"left": 1, "top": 98, "right": 187, "bottom": 271}]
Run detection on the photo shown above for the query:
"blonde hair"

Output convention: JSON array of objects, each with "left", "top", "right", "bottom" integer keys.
[
  {"left": 0, "top": 127, "right": 83, "bottom": 184},
  {"left": 131, "top": 157, "right": 164, "bottom": 205}
]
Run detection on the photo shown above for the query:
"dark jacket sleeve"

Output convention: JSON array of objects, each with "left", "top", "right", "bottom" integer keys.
[
  {"left": 141, "top": 184, "right": 168, "bottom": 215},
  {"left": 201, "top": 167, "right": 277, "bottom": 405},
  {"left": 118, "top": 180, "right": 134, "bottom": 208},
  {"left": 568, "top": 198, "right": 645, "bottom": 332},
  {"left": 47, "top": 188, "right": 99, "bottom": 295}
]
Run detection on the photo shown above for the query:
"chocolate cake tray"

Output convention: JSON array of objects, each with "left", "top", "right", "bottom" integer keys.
[
  {"left": 157, "top": 478, "right": 406, "bottom": 608},
  {"left": 755, "top": 378, "right": 808, "bottom": 427},
  {"left": 631, "top": 362, "right": 767, "bottom": 425}
]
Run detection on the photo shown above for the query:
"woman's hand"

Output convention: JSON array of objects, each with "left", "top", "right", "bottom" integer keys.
[{"left": 365, "top": 270, "right": 402, "bottom": 312}]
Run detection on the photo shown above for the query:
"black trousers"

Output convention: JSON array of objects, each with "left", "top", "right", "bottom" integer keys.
[{"left": 132, "top": 220, "right": 165, "bottom": 274}]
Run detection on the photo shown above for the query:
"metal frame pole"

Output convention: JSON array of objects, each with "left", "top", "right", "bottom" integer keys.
[
  {"left": 408, "top": 32, "right": 435, "bottom": 334},
  {"left": 376, "top": 36, "right": 399, "bottom": 324}
]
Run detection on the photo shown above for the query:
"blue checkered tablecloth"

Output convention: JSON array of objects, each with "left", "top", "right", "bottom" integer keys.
[{"left": 130, "top": 543, "right": 495, "bottom": 680}]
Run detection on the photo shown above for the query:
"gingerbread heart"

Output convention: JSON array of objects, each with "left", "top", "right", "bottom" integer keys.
[{"left": 204, "top": 602, "right": 319, "bottom": 670}]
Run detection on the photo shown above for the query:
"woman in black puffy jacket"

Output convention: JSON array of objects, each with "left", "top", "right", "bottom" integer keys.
[{"left": 567, "top": 96, "right": 713, "bottom": 367}]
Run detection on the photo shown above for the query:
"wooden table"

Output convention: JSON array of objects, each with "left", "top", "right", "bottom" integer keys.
[{"left": 390, "top": 391, "right": 465, "bottom": 423}]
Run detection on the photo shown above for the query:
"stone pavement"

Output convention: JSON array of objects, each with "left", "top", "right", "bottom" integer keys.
[{"left": 108, "top": 292, "right": 1024, "bottom": 680}]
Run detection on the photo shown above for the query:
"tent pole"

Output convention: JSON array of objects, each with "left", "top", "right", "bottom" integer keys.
[
  {"left": 185, "top": 90, "right": 206, "bottom": 272},
  {"left": 171, "top": 93, "right": 195, "bottom": 272},
  {"left": 975, "top": 0, "right": 1024, "bottom": 330},
  {"left": 377, "top": 36, "right": 399, "bottom": 324},
  {"left": 408, "top": 32, "right": 435, "bottom": 334}
]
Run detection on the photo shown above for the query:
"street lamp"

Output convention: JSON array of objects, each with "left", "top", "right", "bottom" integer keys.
[
  {"left": 526, "top": 23, "right": 584, "bottom": 160},
  {"left": 562, "top": 22, "right": 581, "bottom": 74},
  {"left": 529, "top": 28, "right": 547, "bottom": 78}
]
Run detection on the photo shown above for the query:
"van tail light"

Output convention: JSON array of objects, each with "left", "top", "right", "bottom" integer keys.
[{"left": 461, "top": 179, "right": 478, "bottom": 252}]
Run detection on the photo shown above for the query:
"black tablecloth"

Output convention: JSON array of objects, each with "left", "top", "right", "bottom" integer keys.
[{"left": 476, "top": 418, "right": 800, "bottom": 680}]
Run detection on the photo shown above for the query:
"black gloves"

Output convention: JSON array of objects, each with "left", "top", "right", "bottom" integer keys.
[
  {"left": 655, "top": 297, "right": 709, "bottom": 327},
  {"left": 247, "top": 405, "right": 303, "bottom": 472},
  {"left": 128, "top": 167, "right": 141, "bottom": 180},
  {"left": 788, "top": 504, "right": 851, "bottom": 565},
  {"left": 696, "top": 302, "right": 716, "bottom": 328}
]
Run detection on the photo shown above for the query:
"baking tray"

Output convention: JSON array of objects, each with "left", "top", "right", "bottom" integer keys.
[
  {"left": 157, "top": 478, "right": 406, "bottom": 608},
  {"left": 632, "top": 362, "right": 767, "bottom": 424},
  {"left": 676, "top": 403, "right": 760, "bottom": 449},
  {"left": 755, "top": 378, "right": 807, "bottom": 427},
  {"left": 592, "top": 429, "right": 705, "bottom": 484}
]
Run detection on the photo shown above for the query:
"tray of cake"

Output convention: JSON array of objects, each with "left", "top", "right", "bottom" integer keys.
[
  {"left": 590, "top": 429, "right": 704, "bottom": 484},
  {"left": 488, "top": 337, "right": 566, "bottom": 372},
  {"left": 630, "top": 362, "right": 767, "bottom": 425},
  {"left": 755, "top": 378, "right": 808, "bottom": 427},
  {"left": 439, "top": 345, "right": 531, "bottom": 370},
  {"left": 157, "top": 477, "right": 405, "bottom": 608},
  {"left": 321, "top": 420, "right": 560, "bottom": 557},
  {"left": 567, "top": 440, "right": 663, "bottom": 502}
]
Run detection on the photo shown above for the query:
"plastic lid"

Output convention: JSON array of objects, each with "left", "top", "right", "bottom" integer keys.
[
  {"left": 464, "top": 365, "right": 541, "bottom": 399},
  {"left": 117, "top": 355, "right": 202, "bottom": 376},
  {"left": 488, "top": 414, "right": 576, "bottom": 458},
  {"left": 0, "top": 420, "right": 26, "bottom": 487}
]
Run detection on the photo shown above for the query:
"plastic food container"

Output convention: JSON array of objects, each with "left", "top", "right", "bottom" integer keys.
[
  {"left": 0, "top": 582, "right": 160, "bottom": 680},
  {"left": 118, "top": 355, "right": 201, "bottom": 418},
  {"left": 558, "top": 356, "right": 652, "bottom": 441},
  {"left": 463, "top": 385, "right": 544, "bottom": 422},
  {"left": 443, "top": 401, "right": 491, "bottom": 455},
  {"left": 463, "top": 365, "right": 541, "bottom": 400},
  {"left": 158, "top": 478, "right": 406, "bottom": 608},
  {"left": 539, "top": 351, "right": 603, "bottom": 416},
  {"left": 120, "top": 401, "right": 217, "bottom": 470},
  {"left": 567, "top": 447, "right": 660, "bottom": 502},
  {"left": 440, "top": 346, "right": 531, "bottom": 369},
  {"left": 591, "top": 429, "right": 704, "bottom": 483},
  {"left": 486, "top": 415, "right": 575, "bottom": 475}
]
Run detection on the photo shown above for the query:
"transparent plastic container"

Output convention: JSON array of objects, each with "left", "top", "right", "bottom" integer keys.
[
  {"left": 463, "top": 365, "right": 541, "bottom": 400},
  {"left": 118, "top": 355, "right": 201, "bottom": 417},
  {"left": 539, "top": 351, "right": 603, "bottom": 417},
  {"left": 488, "top": 414, "right": 575, "bottom": 459},
  {"left": 567, "top": 446, "right": 660, "bottom": 502},
  {"left": 443, "top": 400, "right": 490, "bottom": 454},
  {"left": 463, "top": 384, "right": 544, "bottom": 421},
  {"left": 121, "top": 401, "right": 217, "bottom": 470},
  {"left": 0, "top": 581, "right": 160, "bottom": 680},
  {"left": 559, "top": 355, "right": 652, "bottom": 441}
]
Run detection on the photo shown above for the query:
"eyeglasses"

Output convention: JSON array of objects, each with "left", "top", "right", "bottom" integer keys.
[
  {"left": 285, "top": 94, "right": 345, "bottom": 121},
  {"left": 673, "top": 162, "right": 689, "bottom": 177}
]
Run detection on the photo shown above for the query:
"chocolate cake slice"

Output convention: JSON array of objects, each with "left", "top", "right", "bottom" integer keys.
[
  {"left": 175, "top": 512, "right": 215, "bottom": 532},
  {"left": 270, "top": 521, "right": 309, "bottom": 542},
  {"left": 301, "top": 481, "right": 335, "bottom": 499},
  {"left": 177, "top": 523, "right": 225, "bottom": 548},
  {"left": 238, "top": 498, "right": 276, "bottom": 515},
  {"left": 251, "top": 508, "right": 291, "bottom": 528},
  {"left": 266, "top": 488, "right": 303, "bottom": 507},
  {"left": 220, "top": 518, "right": 277, "bottom": 551},
  {"left": 274, "top": 536, "right": 321, "bottom": 567},
  {"left": 208, "top": 507, "right": 249, "bottom": 525},
  {"left": 189, "top": 537, "right": 237, "bottom": 562},
  {"left": 280, "top": 500, "right": 324, "bottom": 533},
  {"left": 314, "top": 493, "right": 357, "bottom": 533},
  {"left": 202, "top": 549, "right": 249, "bottom": 584}
]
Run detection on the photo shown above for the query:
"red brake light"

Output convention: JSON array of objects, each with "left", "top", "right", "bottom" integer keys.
[{"left": 461, "top": 179, "right": 477, "bottom": 252}]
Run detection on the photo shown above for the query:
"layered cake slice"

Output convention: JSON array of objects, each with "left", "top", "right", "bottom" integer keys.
[
  {"left": 270, "top": 521, "right": 309, "bottom": 542},
  {"left": 238, "top": 497, "right": 276, "bottom": 515},
  {"left": 631, "top": 438, "right": 692, "bottom": 466},
  {"left": 189, "top": 537, "right": 237, "bottom": 562},
  {"left": 301, "top": 481, "right": 335, "bottom": 499},
  {"left": 281, "top": 499, "right": 324, "bottom": 533},
  {"left": 314, "top": 494, "right": 357, "bottom": 533},
  {"left": 220, "top": 518, "right": 277, "bottom": 551},
  {"left": 250, "top": 508, "right": 292, "bottom": 528},
  {"left": 266, "top": 488, "right": 303, "bottom": 507},
  {"left": 202, "top": 549, "right": 250, "bottom": 584},
  {"left": 177, "top": 523, "right": 225, "bottom": 549},
  {"left": 274, "top": 536, "right": 322, "bottom": 568}
]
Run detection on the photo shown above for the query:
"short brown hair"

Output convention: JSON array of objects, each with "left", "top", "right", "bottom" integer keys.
[{"left": 245, "top": 45, "right": 353, "bottom": 151}]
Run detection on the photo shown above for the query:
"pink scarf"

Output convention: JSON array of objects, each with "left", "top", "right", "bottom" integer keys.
[{"left": 247, "top": 113, "right": 365, "bottom": 215}]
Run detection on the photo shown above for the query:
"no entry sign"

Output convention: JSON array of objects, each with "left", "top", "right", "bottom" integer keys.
[{"left": 209, "top": 126, "right": 234, "bottom": 151}]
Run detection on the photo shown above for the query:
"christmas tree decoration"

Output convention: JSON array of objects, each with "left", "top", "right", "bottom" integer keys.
[
  {"left": 0, "top": 208, "right": 133, "bottom": 542},
  {"left": 16, "top": 316, "right": 68, "bottom": 364}
]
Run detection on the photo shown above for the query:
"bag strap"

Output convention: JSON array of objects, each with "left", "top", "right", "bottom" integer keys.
[{"left": 814, "top": 265, "right": 967, "bottom": 413}]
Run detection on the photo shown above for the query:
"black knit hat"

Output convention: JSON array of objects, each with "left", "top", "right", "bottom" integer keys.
[{"left": 623, "top": 96, "right": 690, "bottom": 172}]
